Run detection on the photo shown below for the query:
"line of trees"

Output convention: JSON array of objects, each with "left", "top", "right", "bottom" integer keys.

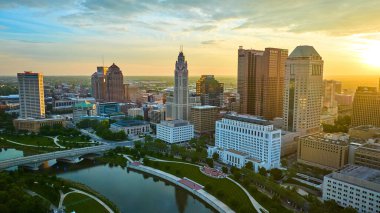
[{"left": 77, "top": 119, "right": 126, "bottom": 141}]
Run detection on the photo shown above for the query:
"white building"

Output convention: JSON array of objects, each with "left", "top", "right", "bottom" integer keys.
[
  {"left": 156, "top": 120, "right": 194, "bottom": 144},
  {"left": 128, "top": 108, "right": 143, "bottom": 118},
  {"left": 17, "top": 71, "right": 45, "bottom": 119},
  {"left": 208, "top": 113, "right": 281, "bottom": 171},
  {"left": 283, "top": 45, "right": 324, "bottom": 134},
  {"left": 110, "top": 120, "right": 150, "bottom": 135},
  {"left": 322, "top": 165, "right": 380, "bottom": 213}
]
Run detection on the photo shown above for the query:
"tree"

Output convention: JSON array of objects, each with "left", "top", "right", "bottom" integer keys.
[
  {"left": 245, "top": 162, "right": 253, "bottom": 170},
  {"left": 258, "top": 167, "right": 267, "bottom": 176},
  {"left": 222, "top": 166, "right": 228, "bottom": 174},
  {"left": 212, "top": 152, "right": 219, "bottom": 161},
  {"left": 205, "top": 158, "right": 214, "bottom": 168},
  {"left": 269, "top": 168, "right": 283, "bottom": 181}
]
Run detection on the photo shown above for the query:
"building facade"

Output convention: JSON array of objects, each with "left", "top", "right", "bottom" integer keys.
[
  {"left": 91, "top": 66, "right": 108, "bottom": 102},
  {"left": 156, "top": 120, "right": 194, "bottom": 144},
  {"left": 110, "top": 120, "right": 150, "bottom": 135},
  {"left": 283, "top": 45, "right": 324, "bottom": 134},
  {"left": 354, "top": 142, "right": 380, "bottom": 170},
  {"left": 351, "top": 87, "right": 380, "bottom": 127},
  {"left": 17, "top": 71, "right": 45, "bottom": 119},
  {"left": 106, "top": 63, "right": 124, "bottom": 102},
  {"left": 322, "top": 165, "right": 380, "bottom": 213},
  {"left": 208, "top": 113, "right": 281, "bottom": 171},
  {"left": 13, "top": 117, "right": 67, "bottom": 133},
  {"left": 196, "top": 75, "right": 224, "bottom": 107},
  {"left": 297, "top": 133, "right": 349, "bottom": 170},
  {"left": 166, "top": 51, "right": 201, "bottom": 121},
  {"left": 190, "top": 105, "right": 219, "bottom": 134},
  {"left": 73, "top": 101, "right": 97, "bottom": 123},
  {"left": 97, "top": 102, "right": 120, "bottom": 115},
  {"left": 237, "top": 47, "right": 288, "bottom": 120},
  {"left": 128, "top": 108, "right": 143, "bottom": 118}
]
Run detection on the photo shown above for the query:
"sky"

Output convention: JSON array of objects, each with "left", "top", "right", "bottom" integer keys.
[{"left": 0, "top": 0, "right": 380, "bottom": 77}]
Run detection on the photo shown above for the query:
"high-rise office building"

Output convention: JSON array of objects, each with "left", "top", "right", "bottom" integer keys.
[
  {"left": 91, "top": 66, "right": 108, "bottom": 102},
  {"left": 106, "top": 63, "right": 124, "bottom": 102},
  {"left": 283, "top": 45, "right": 324, "bottom": 134},
  {"left": 190, "top": 105, "right": 219, "bottom": 135},
  {"left": 237, "top": 46, "right": 288, "bottom": 119},
  {"left": 323, "top": 80, "right": 341, "bottom": 114},
  {"left": 351, "top": 87, "right": 380, "bottom": 127},
  {"left": 166, "top": 50, "right": 200, "bottom": 120},
  {"left": 17, "top": 71, "right": 45, "bottom": 119},
  {"left": 196, "top": 75, "right": 224, "bottom": 107}
]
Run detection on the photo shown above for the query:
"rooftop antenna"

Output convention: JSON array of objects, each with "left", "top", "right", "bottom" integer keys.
[{"left": 180, "top": 45, "right": 183, "bottom": 52}]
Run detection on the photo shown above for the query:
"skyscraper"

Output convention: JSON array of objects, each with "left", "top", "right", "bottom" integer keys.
[
  {"left": 17, "top": 71, "right": 45, "bottom": 119},
  {"left": 166, "top": 50, "right": 200, "bottom": 120},
  {"left": 283, "top": 45, "right": 324, "bottom": 134},
  {"left": 91, "top": 66, "right": 108, "bottom": 102},
  {"left": 351, "top": 87, "right": 380, "bottom": 127},
  {"left": 237, "top": 47, "right": 288, "bottom": 119},
  {"left": 323, "top": 80, "right": 341, "bottom": 114},
  {"left": 106, "top": 63, "right": 124, "bottom": 102},
  {"left": 196, "top": 75, "right": 224, "bottom": 107}
]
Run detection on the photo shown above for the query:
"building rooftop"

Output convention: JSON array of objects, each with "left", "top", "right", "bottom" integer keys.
[
  {"left": 192, "top": 105, "right": 218, "bottom": 109},
  {"left": 160, "top": 119, "right": 191, "bottom": 127},
  {"left": 224, "top": 112, "right": 272, "bottom": 126},
  {"left": 112, "top": 120, "right": 149, "bottom": 127},
  {"left": 289, "top": 45, "right": 320, "bottom": 58},
  {"left": 302, "top": 133, "right": 351, "bottom": 145},
  {"left": 74, "top": 102, "right": 94, "bottom": 108},
  {"left": 327, "top": 165, "right": 380, "bottom": 192},
  {"left": 226, "top": 149, "right": 249, "bottom": 156}
]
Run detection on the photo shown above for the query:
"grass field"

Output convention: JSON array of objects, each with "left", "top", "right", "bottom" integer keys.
[
  {"left": 28, "top": 183, "right": 61, "bottom": 206},
  {"left": 58, "top": 135, "right": 91, "bottom": 143},
  {"left": 149, "top": 161, "right": 256, "bottom": 213},
  {"left": 0, "top": 134, "right": 57, "bottom": 147},
  {"left": 63, "top": 193, "right": 108, "bottom": 213}
]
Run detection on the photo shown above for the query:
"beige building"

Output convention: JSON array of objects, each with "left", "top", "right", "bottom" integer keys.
[
  {"left": 354, "top": 142, "right": 380, "bottom": 170},
  {"left": 17, "top": 71, "right": 45, "bottom": 119},
  {"left": 13, "top": 118, "right": 67, "bottom": 133},
  {"left": 237, "top": 46, "right": 288, "bottom": 120},
  {"left": 190, "top": 105, "right": 219, "bottom": 135},
  {"left": 283, "top": 46, "right": 324, "bottom": 134},
  {"left": 297, "top": 133, "right": 349, "bottom": 170},
  {"left": 349, "top": 125, "right": 380, "bottom": 140},
  {"left": 351, "top": 87, "right": 380, "bottom": 128}
]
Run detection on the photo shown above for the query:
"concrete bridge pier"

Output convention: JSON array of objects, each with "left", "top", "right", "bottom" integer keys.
[
  {"left": 22, "top": 162, "right": 43, "bottom": 171},
  {"left": 81, "top": 152, "right": 103, "bottom": 160},
  {"left": 57, "top": 156, "right": 82, "bottom": 164}
]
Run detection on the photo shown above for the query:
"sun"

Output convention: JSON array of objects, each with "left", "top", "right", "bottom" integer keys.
[{"left": 360, "top": 41, "right": 380, "bottom": 67}]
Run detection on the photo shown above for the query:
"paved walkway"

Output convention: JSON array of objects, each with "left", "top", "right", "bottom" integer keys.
[
  {"left": 59, "top": 188, "right": 114, "bottom": 213},
  {"left": 0, "top": 137, "right": 59, "bottom": 148},
  {"left": 48, "top": 136, "right": 66, "bottom": 148},
  {"left": 227, "top": 177, "right": 268, "bottom": 213}
]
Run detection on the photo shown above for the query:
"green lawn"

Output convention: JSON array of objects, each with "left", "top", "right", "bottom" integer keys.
[
  {"left": 63, "top": 193, "right": 108, "bottom": 213},
  {"left": 148, "top": 161, "right": 256, "bottom": 213},
  {"left": 58, "top": 135, "right": 91, "bottom": 143},
  {"left": 28, "top": 183, "right": 61, "bottom": 206},
  {"left": 0, "top": 134, "right": 57, "bottom": 147}
]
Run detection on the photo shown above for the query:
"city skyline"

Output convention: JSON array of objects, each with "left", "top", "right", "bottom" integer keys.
[{"left": 1, "top": 1, "right": 380, "bottom": 77}]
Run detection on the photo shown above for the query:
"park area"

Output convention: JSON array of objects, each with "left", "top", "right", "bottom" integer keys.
[
  {"left": 0, "top": 134, "right": 57, "bottom": 147},
  {"left": 63, "top": 192, "right": 109, "bottom": 213}
]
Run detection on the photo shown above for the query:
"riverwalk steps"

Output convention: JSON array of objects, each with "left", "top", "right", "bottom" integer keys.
[{"left": 127, "top": 161, "right": 234, "bottom": 213}]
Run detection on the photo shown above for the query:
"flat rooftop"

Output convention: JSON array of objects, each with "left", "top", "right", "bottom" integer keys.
[
  {"left": 302, "top": 133, "right": 350, "bottom": 146},
  {"left": 223, "top": 113, "right": 271, "bottom": 126},
  {"left": 327, "top": 165, "right": 380, "bottom": 192},
  {"left": 226, "top": 149, "right": 248, "bottom": 156},
  {"left": 192, "top": 105, "right": 218, "bottom": 109},
  {"left": 160, "top": 120, "right": 190, "bottom": 127},
  {"left": 112, "top": 120, "right": 149, "bottom": 127}
]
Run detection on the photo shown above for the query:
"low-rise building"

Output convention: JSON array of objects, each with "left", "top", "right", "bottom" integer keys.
[
  {"left": 190, "top": 105, "right": 219, "bottom": 135},
  {"left": 128, "top": 108, "right": 143, "bottom": 118},
  {"left": 297, "top": 133, "right": 349, "bottom": 170},
  {"left": 97, "top": 102, "right": 120, "bottom": 116},
  {"left": 110, "top": 120, "right": 150, "bottom": 136},
  {"left": 208, "top": 113, "right": 281, "bottom": 171},
  {"left": 354, "top": 142, "right": 380, "bottom": 170},
  {"left": 156, "top": 120, "right": 194, "bottom": 144},
  {"left": 13, "top": 117, "right": 67, "bottom": 133},
  {"left": 322, "top": 165, "right": 380, "bottom": 213},
  {"left": 73, "top": 102, "right": 97, "bottom": 123}
]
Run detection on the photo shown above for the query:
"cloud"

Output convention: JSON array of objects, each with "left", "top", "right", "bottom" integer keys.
[
  {"left": 201, "top": 40, "right": 223, "bottom": 45},
  {"left": 184, "top": 24, "right": 217, "bottom": 32}
]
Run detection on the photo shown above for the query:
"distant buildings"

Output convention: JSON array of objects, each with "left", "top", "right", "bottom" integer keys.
[
  {"left": 283, "top": 45, "right": 324, "bottom": 134},
  {"left": 190, "top": 105, "right": 219, "bottom": 135},
  {"left": 351, "top": 87, "right": 380, "bottom": 127},
  {"left": 156, "top": 120, "right": 194, "bottom": 144},
  {"left": 322, "top": 165, "right": 380, "bottom": 213},
  {"left": 323, "top": 80, "right": 341, "bottom": 115},
  {"left": 166, "top": 51, "right": 201, "bottom": 121},
  {"left": 149, "top": 109, "right": 165, "bottom": 124},
  {"left": 297, "top": 133, "right": 349, "bottom": 170},
  {"left": 91, "top": 63, "right": 126, "bottom": 103},
  {"left": 237, "top": 46, "right": 288, "bottom": 120},
  {"left": 97, "top": 102, "right": 120, "bottom": 116},
  {"left": 13, "top": 117, "right": 67, "bottom": 133},
  {"left": 73, "top": 101, "right": 97, "bottom": 123},
  {"left": 128, "top": 108, "right": 143, "bottom": 118},
  {"left": 208, "top": 113, "right": 281, "bottom": 171},
  {"left": 196, "top": 75, "right": 224, "bottom": 107},
  {"left": 17, "top": 71, "right": 45, "bottom": 119},
  {"left": 110, "top": 120, "right": 150, "bottom": 136}
]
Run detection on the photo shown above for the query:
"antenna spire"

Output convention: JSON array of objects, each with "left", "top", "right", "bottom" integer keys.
[{"left": 180, "top": 45, "right": 183, "bottom": 52}]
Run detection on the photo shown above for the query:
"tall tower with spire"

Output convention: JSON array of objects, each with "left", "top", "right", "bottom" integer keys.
[{"left": 166, "top": 49, "right": 200, "bottom": 120}]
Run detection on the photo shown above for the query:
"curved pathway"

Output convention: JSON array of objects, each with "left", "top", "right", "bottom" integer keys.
[
  {"left": 59, "top": 188, "right": 114, "bottom": 213},
  {"left": 0, "top": 136, "right": 59, "bottom": 148},
  {"left": 48, "top": 136, "right": 66, "bottom": 148},
  {"left": 227, "top": 177, "right": 268, "bottom": 213}
]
